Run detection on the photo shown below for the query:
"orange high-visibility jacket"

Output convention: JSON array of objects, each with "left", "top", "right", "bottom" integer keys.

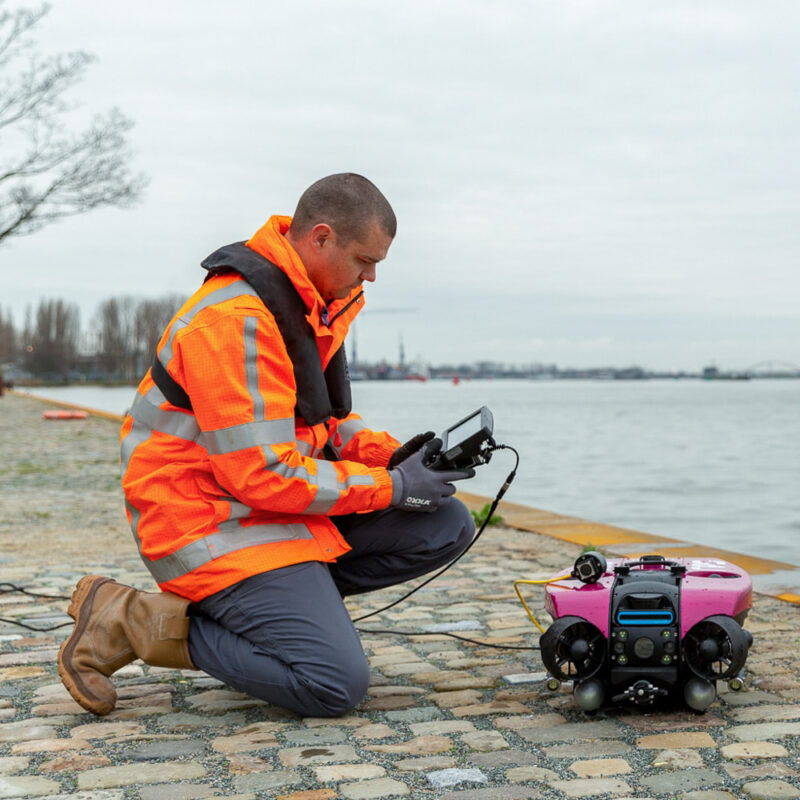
[{"left": 121, "top": 216, "right": 400, "bottom": 601}]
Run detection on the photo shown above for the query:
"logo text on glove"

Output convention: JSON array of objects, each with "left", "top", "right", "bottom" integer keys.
[{"left": 405, "top": 496, "right": 432, "bottom": 507}]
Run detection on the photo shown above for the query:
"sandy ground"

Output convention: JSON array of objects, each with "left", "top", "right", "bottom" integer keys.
[{"left": 0, "top": 392, "right": 134, "bottom": 569}]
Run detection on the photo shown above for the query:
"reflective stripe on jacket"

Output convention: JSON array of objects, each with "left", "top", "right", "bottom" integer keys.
[{"left": 120, "top": 215, "right": 399, "bottom": 601}]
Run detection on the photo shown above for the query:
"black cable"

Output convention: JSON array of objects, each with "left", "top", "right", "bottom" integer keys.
[
  {"left": 0, "top": 582, "right": 73, "bottom": 631},
  {"left": 0, "top": 583, "right": 72, "bottom": 601},
  {"left": 352, "top": 444, "right": 520, "bottom": 627},
  {"left": 0, "top": 617, "right": 73, "bottom": 632},
  {"left": 356, "top": 626, "right": 539, "bottom": 650}
]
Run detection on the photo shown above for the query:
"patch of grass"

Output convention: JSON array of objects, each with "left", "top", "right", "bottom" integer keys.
[
  {"left": 471, "top": 503, "right": 503, "bottom": 527},
  {"left": 13, "top": 461, "right": 58, "bottom": 479},
  {"left": 16, "top": 461, "right": 46, "bottom": 475}
]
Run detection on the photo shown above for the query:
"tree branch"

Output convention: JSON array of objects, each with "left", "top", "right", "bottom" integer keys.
[{"left": 0, "top": 1, "right": 145, "bottom": 245}]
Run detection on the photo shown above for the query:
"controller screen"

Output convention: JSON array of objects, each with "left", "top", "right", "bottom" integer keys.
[{"left": 446, "top": 413, "right": 483, "bottom": 447}]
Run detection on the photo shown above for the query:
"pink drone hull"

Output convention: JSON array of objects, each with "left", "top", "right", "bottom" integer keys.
[{"left": 544, "top": 557, "right": 752, "bottom": 638}]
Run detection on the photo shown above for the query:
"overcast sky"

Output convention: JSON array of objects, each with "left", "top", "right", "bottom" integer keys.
[{"left": 2, "top": 0, "right": 799, "bottom": 372}]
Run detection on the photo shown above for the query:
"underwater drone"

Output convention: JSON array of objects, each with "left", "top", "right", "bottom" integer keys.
[{"left": 519, "top": 552, "right": 753, "bottom": 712}]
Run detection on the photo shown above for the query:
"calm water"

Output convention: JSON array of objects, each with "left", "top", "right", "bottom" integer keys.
[{"left": 21, "top": 379, "right": 800, "bottom": 565}]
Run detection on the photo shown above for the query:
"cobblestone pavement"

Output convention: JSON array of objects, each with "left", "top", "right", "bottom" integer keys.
[{"left": 2, "top": 393, "right": 800, "bottom": 799}]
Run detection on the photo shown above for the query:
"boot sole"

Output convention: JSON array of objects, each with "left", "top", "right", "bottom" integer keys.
[{"left": 57, "top": 575, "right": 116, "bottom": 716}]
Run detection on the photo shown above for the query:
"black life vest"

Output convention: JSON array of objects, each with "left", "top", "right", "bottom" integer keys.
[{"left": 150, "top": 242, "right": 352, "bottom": 427}]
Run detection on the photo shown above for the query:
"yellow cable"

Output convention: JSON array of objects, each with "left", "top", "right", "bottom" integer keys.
[{"left": 513, "top": 574, "right": 573, "bottom": 633}]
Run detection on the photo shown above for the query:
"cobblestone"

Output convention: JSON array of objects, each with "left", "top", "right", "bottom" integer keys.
[
  {"left": 338, "top": 777, "right": 410, "bottom": 798},
  {"left": 515, "top": 719, "right": 624, "bottom": 744},
  {"left": 636, "top": 731, "right": 717, "bottom": 749},
  {"left": 638, "top": 769, "right": 726, "bottom": 794},
  {"left": 3, "top": 392, "right": 800, "bottom": 800},
  {"left": 351, "top": 723, "right": 394, "bottom": 739},
  {"left": 729, "top": 722, "right": 800, "bottom": 741},
  {"left": 280, "top": 728, "right": 348, "bottom": 746},
  {"left": 461, "top": 729, "right": 510, "bottom": 751},
  {"left": 505, "top": 764, "right": 560, "bottom": 782},
  {"left": 76, "top": 761, "right": 206, "bottom": 790},
  {"left": 427, "top": 767, "right": 488, "bottom": 788},
  {"left": 0, "top": 775, "right": 62, "bottom": 797},
  {"left": 312, "top": 764, "right": 385, "bottom": 781},
  {"left": 569, "top": 757, "right": 632, "bottom": 777},
  {"left": 741, "top": 780, "right": 800, "bottom": 800},
  {"left": 457, "top": 750, "right": 536, "bottom": 774},
  {"left": 140, "top": 786, "right": 220, "bottom": 800},
  {"left": 550, "top": 777, "right": 632, "bottom": 797},
  {"left": 437, "top": 789, "right": 540, "bottom": 800},
  {"left": 363, "top": 735, "right": 452, "bottom": 755},
  {"left": 0, "top": 758, "right": 27, "bottom": 775},
  {"left": 725, "top": 762, "right": 800, "bottom": 781},
  {"left": 651, "top": 748, "right": 705, "bottom": 768},
  {"left": 408, "top": 719, "right": 475, "bottom": 735},
  {"left": 393, "top": 755, "right": 456, "bottom": 772},
  {"left": 277, "top": 745, "right": 358, "bottom": 767},
  {"left": 722, "top": 742, "right": 790, "bottom": 760},
  {"left": 38, "top": 753, "right": 112, "bottom": 772},
  {"left": 233, "top": 771, "right": 302, "bottom": 793}
]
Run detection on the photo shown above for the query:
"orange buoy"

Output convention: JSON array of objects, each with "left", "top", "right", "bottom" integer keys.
[{"left": 43, "top": 410, "right": 89, "bottom": 420}]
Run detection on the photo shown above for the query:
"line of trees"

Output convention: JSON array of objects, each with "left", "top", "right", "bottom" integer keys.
[{"left": 0, "top": 294, "right": 183, "bottom": 382}]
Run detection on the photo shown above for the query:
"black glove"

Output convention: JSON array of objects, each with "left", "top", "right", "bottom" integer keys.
[
  {"left": 389, "top": 438, "right": 475, "bottom": 512},
  {"left": 387, "top": 431, "right": 435, "bottom": 469}
]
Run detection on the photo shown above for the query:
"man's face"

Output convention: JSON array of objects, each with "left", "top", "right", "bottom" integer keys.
[{"left": 311, "top": 221, "right": 393, "bottom": 302}]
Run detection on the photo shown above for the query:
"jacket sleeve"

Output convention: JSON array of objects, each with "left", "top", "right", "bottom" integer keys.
[
  {"left": 334, "top": 414, "right": 400, "bottom": 468},
  {"left": 173, "top": 308, "right": 395, "bottom": 516}
]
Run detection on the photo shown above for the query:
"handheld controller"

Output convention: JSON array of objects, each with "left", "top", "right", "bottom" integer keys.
[{"left": 426, "top": 406, "right": 495, "bottom": 471}]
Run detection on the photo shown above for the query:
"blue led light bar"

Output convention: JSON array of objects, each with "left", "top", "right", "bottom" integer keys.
[{"left": 616, "top": 610, "right": 675, "bottom": 626}]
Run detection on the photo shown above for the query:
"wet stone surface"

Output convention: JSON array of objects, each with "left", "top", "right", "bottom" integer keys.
[{"left": 2, "top": 393, "right": 800, "bottom": 798}]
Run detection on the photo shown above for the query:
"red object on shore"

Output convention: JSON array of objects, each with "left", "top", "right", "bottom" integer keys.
[{"left": 43, "top": 410, "right": 89, "bottom": 420}]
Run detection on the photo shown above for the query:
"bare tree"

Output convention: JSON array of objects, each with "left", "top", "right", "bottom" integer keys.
[
  {"left": 95, "top": 295, "right": 138, "bottom": 380},
  {"left": 22, "top": 297, "right": 79, "bottom": 377},
  {"left": 134, "top": 294, "right": 184, "bottom": 371},
  {"left": 0, "top": 2, "right": 145, "bottom": 244},
  {"left": 0, "top": 305, "right": 17, "bottom": 362}
]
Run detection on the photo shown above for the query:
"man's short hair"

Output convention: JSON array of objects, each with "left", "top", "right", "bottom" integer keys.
[{"left": 290, "top": 173, "right": 396, "bottom": 245}]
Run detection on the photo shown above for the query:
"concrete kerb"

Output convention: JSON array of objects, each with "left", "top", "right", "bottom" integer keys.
[
  {"left": 456, "top": 491, "right": 800, "bottom": 606},
  {"left": 9, "top": 389, "right": 127, "bottom": 423}
]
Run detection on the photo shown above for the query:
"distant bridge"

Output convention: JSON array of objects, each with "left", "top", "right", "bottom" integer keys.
[{"left": 744, "top": 361, "right": 800, "bottom": 377}]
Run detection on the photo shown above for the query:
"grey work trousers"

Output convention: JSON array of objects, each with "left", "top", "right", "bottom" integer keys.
[{"left": 187, "top": 498, "right": 475, "bottom": 717}]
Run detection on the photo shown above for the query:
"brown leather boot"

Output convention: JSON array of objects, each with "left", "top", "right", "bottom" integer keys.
[{"left": 57, "top": 575, "right": 195, "bottom": 715}]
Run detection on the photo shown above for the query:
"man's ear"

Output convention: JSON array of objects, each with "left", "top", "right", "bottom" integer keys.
[{"left": 310, "top": 223, "right": 333, "bottom": 252}]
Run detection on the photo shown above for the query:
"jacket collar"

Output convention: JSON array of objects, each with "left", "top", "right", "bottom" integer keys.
[{"left": 245, "top": 215, "right": 365, "bottom": 333}]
